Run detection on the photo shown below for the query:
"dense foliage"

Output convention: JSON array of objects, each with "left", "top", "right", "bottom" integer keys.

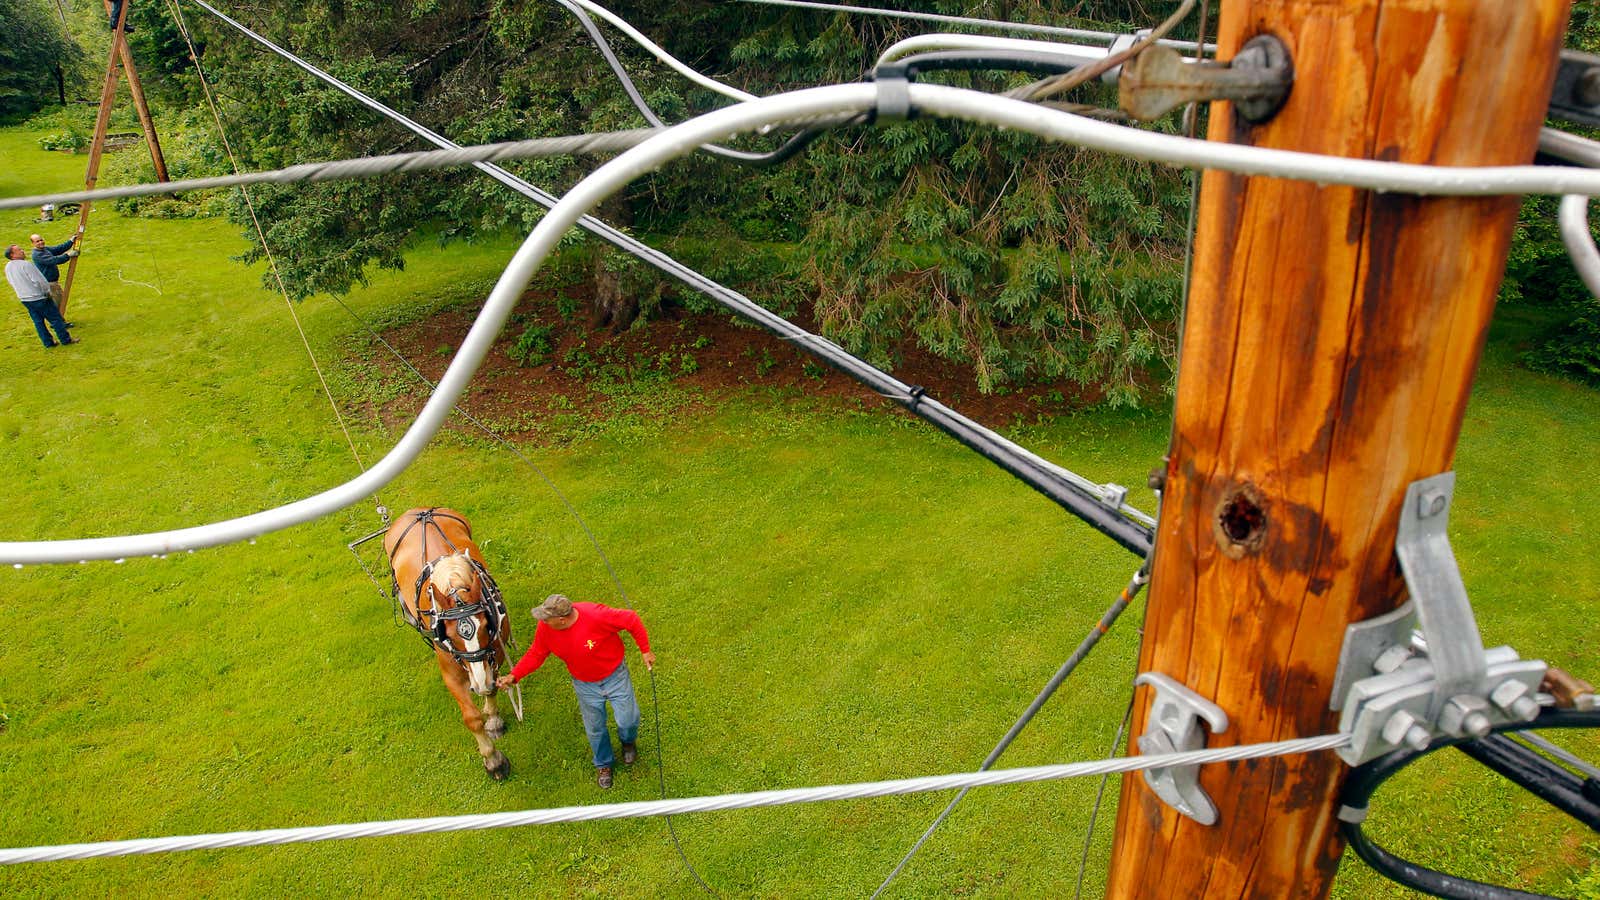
[
  {"left": 0, "top": 0, "right": 81, "bottom": 120},
  {"left": 61, "top": 1, "right": 1600, "bottom": 399},
  {"left": 1500, "top": 3, "right": 1600, "bottom": 385},
  {"left": 103, "top": 0, "right": 1190, "bottom": 402}
]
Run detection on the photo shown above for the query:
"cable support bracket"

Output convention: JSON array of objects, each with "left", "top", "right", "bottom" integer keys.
[
  {"left": 1331, "top": 472, "right": 1548, "bottom": 765},
  {"left": 1134, "top": 671, "right": 1229, "bottom": 825},
  {"left": 1118, "top": 33, "right": 1292, "bottom": 123}
]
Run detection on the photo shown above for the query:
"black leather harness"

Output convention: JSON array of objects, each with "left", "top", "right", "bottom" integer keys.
[{"left": 385, "top": 509, "right": 510, "bottom": 668}]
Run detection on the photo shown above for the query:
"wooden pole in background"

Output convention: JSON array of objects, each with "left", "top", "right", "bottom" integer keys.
[
  {"left": 1104, "top": 1, "right": 1571, "bottom": 897},
  {"left": 60, "top": 17, "right": 127, "bottom": 315},
  {"left": 102, "top": 0, "right": 170, "bottom": 182},
  {"left": 118, "top": 47, "right": 170, "bottom": 183}
]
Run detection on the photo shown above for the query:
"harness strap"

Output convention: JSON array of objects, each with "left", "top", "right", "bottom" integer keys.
[{"left": 386, "top": 508, "right": 511, "bottom": 671}]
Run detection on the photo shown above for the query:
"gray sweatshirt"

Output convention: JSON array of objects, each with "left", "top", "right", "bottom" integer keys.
[{"left": 6, "top": 258, "right": 51, "bottom": 302}]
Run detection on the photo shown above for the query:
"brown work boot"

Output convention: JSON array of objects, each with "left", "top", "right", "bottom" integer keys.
[
  {"left": 621, "top": 742, "right": 638, "bottom": 765},
  {"left": 596, "top": 766, "right": 613, "bottom": 789}
]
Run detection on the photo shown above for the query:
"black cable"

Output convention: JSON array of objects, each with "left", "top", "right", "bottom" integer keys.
[
  {"left": 1340, "top": 708, "right": 1600, "bottom": 900},
  {"left": 871, "top": 564, "right": 1149, "bottom": 897},
  {"left": 649, "top": 666, "right": 719, "bottom": 896},
  {"left": 552, "top": 0, "right": 852, "bottom": 167},
  {"left": 1456, "top": 734, "right": 1600, "bottom": 831},
  {"left": 1072, "top": 687, "right": 1136, "bottom": 900}
]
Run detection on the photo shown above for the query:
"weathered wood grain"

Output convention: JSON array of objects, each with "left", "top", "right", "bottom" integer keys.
[{"left": 1105, "top": 2, "right": 1571, "bottom": 896}]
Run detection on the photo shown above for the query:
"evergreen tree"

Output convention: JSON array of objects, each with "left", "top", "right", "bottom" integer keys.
[
  {"left": 131, "top": 2, "right": 1201, "bottom": 401},
  {"left": 0, "top": 0, "right": 81, "bottom": 119}
]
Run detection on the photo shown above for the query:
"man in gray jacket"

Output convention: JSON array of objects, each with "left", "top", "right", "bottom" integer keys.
[
  {"left": 29, "top": 229, "right": 80, "bottom": 312},
  {"left": 5, "top": 245, "right": 75, "bottom": 348}
]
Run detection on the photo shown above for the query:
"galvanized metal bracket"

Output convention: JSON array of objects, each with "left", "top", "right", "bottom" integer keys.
[
  {"left": 1333, "top": 473, "right": 1547, "bottom": 765},
  {"left": 1135, "top": 672, "right": 1229, "bottom": 825},
  {"left": 1395, "top": 472, "right": 1489, "bottom": 719}
]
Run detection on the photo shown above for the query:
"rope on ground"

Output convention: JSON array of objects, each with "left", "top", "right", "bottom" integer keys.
[
  {"left": 167, "top": 0, "right": 371, "bottom": 491},
  {"left": 870, "top": 563, "right": 1151, "bottom": 898},
  {"left": 648, "top": 667, "right": 719, "bottom": 896},
  {"left": 0, "top": 732, "right": 1352, "bottom": 865}
]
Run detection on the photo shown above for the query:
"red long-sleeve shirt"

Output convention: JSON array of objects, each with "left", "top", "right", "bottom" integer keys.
[{"left": 509, "top": 602, "right": 651, "bottom": 684}]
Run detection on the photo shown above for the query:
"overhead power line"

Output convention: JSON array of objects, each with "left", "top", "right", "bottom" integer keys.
[
  {"left": 736, "top": 0, "right": 1208, "bottom": 51},
  {"left": 0, "top": 732, "right": 1351, "bottom": 864},
  {"left": 7, "top": 74, "right": 1598, "bottom": 563},
  {"left": 0, "top": 129, "right": 662, "bottom": 211},
  {"left": 0, "top": 6, "right": 1158, "bottom": 565}
]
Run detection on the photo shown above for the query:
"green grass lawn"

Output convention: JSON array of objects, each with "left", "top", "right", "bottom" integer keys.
[{"left": 0, "top": 115, "right": 1596, "bottom": 898}]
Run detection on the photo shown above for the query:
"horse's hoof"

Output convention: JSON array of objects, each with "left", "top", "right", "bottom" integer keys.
[
  {"left": 486, "top": 752, "right": 510, "bottom": 781},
  {"left": 485, "top": 716, "right": 507, "bottom": 740}
]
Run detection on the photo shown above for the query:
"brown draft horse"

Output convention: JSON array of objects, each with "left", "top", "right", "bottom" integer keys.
[{"left": 384, "top": 507, "right": 514, "bottom": 780}]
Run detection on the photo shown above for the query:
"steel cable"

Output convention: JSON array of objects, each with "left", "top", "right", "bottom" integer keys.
[
  {"left": 9, "top": 76, "right": 1600, "bottom": 563},
  {"left": 734, "top": 0, "right": 1209, "bottom": 50},
  {"left": 0, "top": 732, "right": 1350, "bottom": 864},
  {"left": 0, "top": 129, "right": 661, "bottom": 212},
  {"left": 870, "top": 564, "right": 1151, "bottom": 897}
]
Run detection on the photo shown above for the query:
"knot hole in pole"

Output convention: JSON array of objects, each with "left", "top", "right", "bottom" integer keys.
[{"left": 1214, "top": 483, "right": 1267, "bottom": 559}]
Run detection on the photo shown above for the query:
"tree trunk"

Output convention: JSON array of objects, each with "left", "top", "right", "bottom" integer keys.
[{"left": 587, "top": 195, "right": 639, "bottom": 332}]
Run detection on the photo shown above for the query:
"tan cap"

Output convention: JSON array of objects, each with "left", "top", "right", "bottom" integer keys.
[{"left": 532, "top": 594, "right": 574, "bottom": 620}]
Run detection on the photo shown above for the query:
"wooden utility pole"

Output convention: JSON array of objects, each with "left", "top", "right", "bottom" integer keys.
[
  {"left": 60, "top": 0, "right": 169, "bottom": 314},
  {"left": 1104, "top": 2, "right": 1571, "bottom": 898}
]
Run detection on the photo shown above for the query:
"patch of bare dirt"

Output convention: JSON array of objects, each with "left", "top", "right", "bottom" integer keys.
[{"left": 365, "top": 289, "right": 1104, "bottom": 440}]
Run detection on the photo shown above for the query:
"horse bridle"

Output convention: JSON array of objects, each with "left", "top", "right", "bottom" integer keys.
[{"left": 386, "top": 509, "right": 511, "bottom": 670}]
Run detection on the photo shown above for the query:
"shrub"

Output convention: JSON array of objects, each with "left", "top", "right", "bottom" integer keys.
[
  {"left": 37, "top": 128, "right": 86, "bottom": 152},
  {"left": 508, "top": 324, "right": 555, "bottom": 368}
]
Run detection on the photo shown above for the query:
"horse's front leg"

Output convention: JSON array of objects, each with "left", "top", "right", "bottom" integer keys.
[
  {"left": 438, "top": 652, "right": 509, "bottom": 780},
  {"left": 481, "top": 690, "right": 505, "bottom": 740}
]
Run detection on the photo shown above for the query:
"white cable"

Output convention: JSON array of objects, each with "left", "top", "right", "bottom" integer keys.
[
  {"left": 1559, "top": 194, "right": 1600, "bottom": 299},
  {"left": 0, "top": 128, "right": 661, "bottom": 212},
  {"left": 736, "top": 0, "right": 1187, "bottom": 46},
  {"left": 558, "top": 0, "right": 756, "bottom": 103},
  {"left": 6, "top": 83, "right": 1600, "bottom": 564},
  {"left": 0, "top": 732, "right": 1349, "bottom": 864},
  {"left": 876, "top": 33, "right": 1110, "bottom": 69}
]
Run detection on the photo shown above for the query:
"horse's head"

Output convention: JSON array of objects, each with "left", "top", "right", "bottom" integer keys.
[{"left": 424, "top": 551, "right": 506, "bottom": 696}]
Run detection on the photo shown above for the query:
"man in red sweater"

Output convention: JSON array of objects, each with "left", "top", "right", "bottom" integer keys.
[{"left": 497, "top": 594, "right": 656, "bottom": 789}]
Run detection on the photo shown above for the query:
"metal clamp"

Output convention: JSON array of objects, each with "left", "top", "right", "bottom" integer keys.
[
  {"left": 1118, "top": 34, "right": 1292, "bottom": 123},
  {"left": 1551, "top": 49, "right": 1600, "bottom": 128},
  {"left": 1136, "top": 672, "right": 1229, "bottom": 825},
  {"left": 1333, "top": 473, "right": 1547, "bottom": 765}
]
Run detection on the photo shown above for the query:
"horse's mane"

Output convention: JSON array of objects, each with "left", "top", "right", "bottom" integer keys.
[{"left": 430, "top": 553, "right": 477, "bottom": 600}]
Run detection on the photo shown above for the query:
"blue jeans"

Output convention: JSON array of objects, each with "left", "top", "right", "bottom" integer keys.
[
  {"left": 572, "top": 663, "right": 640, "bottom": 768},
  {"left": 21, "top": 299, "right": 71, "bottom": 348}
]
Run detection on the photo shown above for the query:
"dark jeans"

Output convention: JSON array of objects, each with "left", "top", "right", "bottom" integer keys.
[
  {"left": 108, "top": 0, "right": 123, "bottom": 29},
  {"left": 21, "top": 299, "right": 72, "bottom": 348}
]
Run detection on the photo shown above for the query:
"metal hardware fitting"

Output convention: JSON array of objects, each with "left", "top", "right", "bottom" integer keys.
[
  {"left": 1135, "top": 671, "right": 1229, "bottom": 825},
  {"left": 1118, "top": 34, "right": 1292, "bottom": 123},
  {"left": 1333, "top": 473, "right": 1547, "bottom": 765},
  {"left": 1551, "top": 49, "right": 1600, "bottom": 128},
  {"left": 1099, "top": 482, "right": 1129, "bottom": 511}
]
